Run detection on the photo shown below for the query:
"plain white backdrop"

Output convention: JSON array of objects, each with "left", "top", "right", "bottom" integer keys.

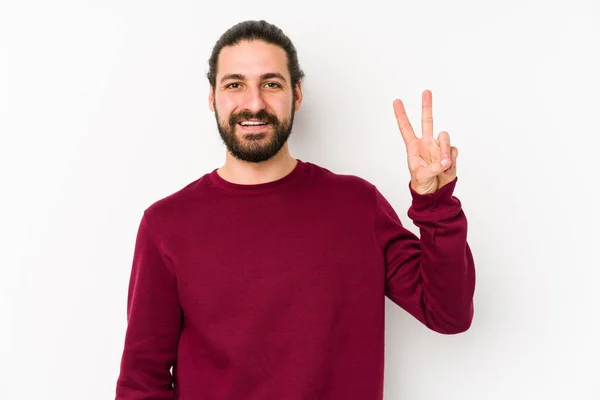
[{"left": 1, "top": 0, "right": 599, "bottom": 399}]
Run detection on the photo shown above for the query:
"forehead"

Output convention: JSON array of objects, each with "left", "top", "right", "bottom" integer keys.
[{"left": 217, "top": 40, "right": 290, "bottom": 81}]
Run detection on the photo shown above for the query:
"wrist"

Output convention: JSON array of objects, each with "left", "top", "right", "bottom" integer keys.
[{"left": 410, "top": 178, "right": 438, "bottom": 195}]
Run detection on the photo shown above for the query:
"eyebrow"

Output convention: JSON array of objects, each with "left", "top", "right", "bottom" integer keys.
[{"left": 220, "top": 72, "right": 287, "bottom": 84}]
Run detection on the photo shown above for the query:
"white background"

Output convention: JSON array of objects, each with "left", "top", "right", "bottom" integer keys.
[{"left": 1, "top": 0, "right": 599, "bottom": 399}]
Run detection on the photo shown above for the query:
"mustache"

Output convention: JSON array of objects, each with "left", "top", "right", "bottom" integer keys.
[{"left": 229, "top": 110, "right": 279, "bottom": 126}]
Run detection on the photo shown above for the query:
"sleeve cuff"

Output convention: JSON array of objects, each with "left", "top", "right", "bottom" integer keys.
[{"left": 407, "top": 177, "right": 462, "bottom": 221}]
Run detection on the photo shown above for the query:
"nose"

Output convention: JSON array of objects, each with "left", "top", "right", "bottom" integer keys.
[{"left": 241, "top": 85, "right": 267, "bottom": 113}]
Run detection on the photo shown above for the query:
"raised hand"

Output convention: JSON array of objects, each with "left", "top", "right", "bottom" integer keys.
[{"left": 393, "top": 90, "right": 458, "bottom": 195}]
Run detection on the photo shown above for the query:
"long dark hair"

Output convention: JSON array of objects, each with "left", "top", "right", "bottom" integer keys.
[{"left": 207, "top": 20, "right": 305, "bottom": 90}]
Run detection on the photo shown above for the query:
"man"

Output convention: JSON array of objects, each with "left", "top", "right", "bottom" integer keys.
[{"left": 115, "top": 20, "right": 475, "bottom": 400}]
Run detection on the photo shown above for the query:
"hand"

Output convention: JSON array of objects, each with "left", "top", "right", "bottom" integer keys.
[{"left": 393, "top": 90, "right": 458, "bottom": 195}]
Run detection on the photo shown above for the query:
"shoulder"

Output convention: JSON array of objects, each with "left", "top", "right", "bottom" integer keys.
[
  {"left": 142, "top": 173, "right": 212, "bottom": 224},
  {"left": 304, "top": 161, "right": 377, "bottom": 202}
]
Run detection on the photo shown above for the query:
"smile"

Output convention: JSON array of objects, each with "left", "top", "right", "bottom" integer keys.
[
  {"left": 238, "top": 121, "right": 270, "bottom": 131},
  {"left": 239, "top": 121, "right": 269, "bottom": 126}
]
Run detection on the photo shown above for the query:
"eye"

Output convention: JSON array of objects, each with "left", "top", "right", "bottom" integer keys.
[
  {"left": 265, "top": 82, "right": 282, "bottom": 89},
  {"left": 225, "top": 82, "right": 241, "bottom": 89}
]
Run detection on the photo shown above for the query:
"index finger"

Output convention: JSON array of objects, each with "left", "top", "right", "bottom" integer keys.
[
  {"left": 393, "top": 99, "right": 417, "bottom": 147},
  {"left": 421, "top": 89, "right": 433, "bottom": 138}
]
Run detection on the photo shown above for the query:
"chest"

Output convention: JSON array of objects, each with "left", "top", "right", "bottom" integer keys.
[{"left": 164, "top": 198, "right": 384, "bottom": 326}]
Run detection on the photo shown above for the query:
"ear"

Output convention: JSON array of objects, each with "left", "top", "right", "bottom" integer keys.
[
  {"left": 293, "top": 81, "right": 303, "bottom": 112},
  {"left": 208, "top": 85, "right": 215, "bottom": 112}
]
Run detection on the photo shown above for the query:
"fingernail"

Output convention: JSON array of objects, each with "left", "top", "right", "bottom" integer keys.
[{"left": 441, "top": 158, "right": 450, "bottom": 168}]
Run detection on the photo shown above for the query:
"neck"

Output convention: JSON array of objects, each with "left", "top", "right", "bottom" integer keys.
[{"left": 217, "top": 144, "right": 297, "bottom": 185}]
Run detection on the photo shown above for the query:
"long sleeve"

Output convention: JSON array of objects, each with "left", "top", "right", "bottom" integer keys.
[
  {"left": 115, "top": 212, "right": 183, "bottom": 400},
  {"left": 375, "top": 177, "right": 475, "bottom": 334}
]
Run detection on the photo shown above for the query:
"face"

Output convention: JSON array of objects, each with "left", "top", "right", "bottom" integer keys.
[{"left": 209, "top": 40, "right": 302, "bottom": 163}]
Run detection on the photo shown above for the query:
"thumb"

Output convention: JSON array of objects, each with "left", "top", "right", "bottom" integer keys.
[
  {"left": 430, "top": 155, "right": 451, "bottom": 176},
  {"left": 441, "top": 156, "right": 452, "bottom": 171},
  {"left": 439, "top": 147, "right": 459, "bottom": 188}
]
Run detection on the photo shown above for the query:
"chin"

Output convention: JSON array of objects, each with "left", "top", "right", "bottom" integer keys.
[{"left": 237, "top": 129, "right": 271, "bottom": 141}]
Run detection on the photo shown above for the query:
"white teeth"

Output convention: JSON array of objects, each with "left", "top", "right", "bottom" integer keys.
[{"left": 240, "top": 121, "right": 267, "bottom": 126}]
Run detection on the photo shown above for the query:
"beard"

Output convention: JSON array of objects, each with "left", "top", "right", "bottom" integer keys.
[{"left": 214, "top": 103, "right": 295, "bottom": 163}]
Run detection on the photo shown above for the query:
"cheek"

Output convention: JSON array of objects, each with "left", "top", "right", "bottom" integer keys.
[
  {"left": 272, "top": 98, "right": 294, "bottom": 116},
  {"left": 214, "top": 98, "right": 235, "bottom": 118}
]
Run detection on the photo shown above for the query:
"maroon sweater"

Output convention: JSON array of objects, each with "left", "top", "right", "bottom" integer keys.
[{"left": 115, "top": 159, "right": 475, "bottom": 400}]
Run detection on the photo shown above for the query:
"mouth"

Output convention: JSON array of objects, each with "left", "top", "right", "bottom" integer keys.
[{"left": 237, "top": 120, "right": 270, "bottom": 132}]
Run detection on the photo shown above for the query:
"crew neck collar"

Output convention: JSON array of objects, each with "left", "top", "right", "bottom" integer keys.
[{"left": 207, "top": 159, "right": 307, "bottom": 195}]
